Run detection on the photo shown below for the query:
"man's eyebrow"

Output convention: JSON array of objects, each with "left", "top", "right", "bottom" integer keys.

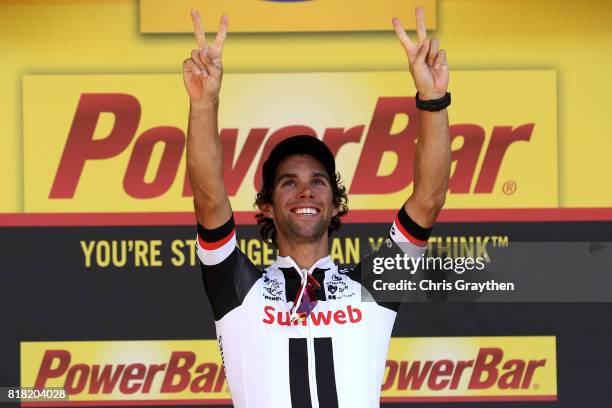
[
  {"left": 312, "top": 172, "right": 331, "bottom": 181},
  {"left": 275, "top": 173, "right": 297, "bottom": 184}
]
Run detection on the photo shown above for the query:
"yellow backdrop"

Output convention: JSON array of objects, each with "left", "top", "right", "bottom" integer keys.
[{"left": 1, "top": 0, "right": 611, "bottom": 212}]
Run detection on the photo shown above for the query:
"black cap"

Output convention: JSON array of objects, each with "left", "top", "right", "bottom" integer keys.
[{"left": 262, "top": 135, "right": 335, "bottom": 188}]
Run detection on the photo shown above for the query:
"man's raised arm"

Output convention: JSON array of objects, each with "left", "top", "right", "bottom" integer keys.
[
  {"left": 183, "top": 10, "right": 231, "bottom": 229},
  {"left": 393, "top": 7, "right": 451, "bottom": 229}
]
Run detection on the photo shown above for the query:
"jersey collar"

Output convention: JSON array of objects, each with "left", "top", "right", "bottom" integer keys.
[
  {"left": 274, "top": 255, "right": 334, "bottom": 277},
  {"left": 274, "top": 255, "right": 333, "bottom": 301}
]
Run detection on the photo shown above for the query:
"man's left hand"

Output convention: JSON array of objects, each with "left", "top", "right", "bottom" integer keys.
[{"left": 393, "top": 7, "right": 449, "bottom": 100}]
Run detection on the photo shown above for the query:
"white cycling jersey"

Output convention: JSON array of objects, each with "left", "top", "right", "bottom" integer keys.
[{"left": 196, "top": 207, "right": 431, "bottom": 408}]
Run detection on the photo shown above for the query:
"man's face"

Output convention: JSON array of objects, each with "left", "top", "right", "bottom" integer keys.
[{"left": 264, "top": 154, "right": 339, "bottom": 245}]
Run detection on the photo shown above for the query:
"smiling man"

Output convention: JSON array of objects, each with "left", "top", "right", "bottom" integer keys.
[{"left": 183, "top": 6, "right": 450, "bottom": 408}]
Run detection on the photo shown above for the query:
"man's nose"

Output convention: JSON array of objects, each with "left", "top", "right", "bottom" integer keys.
[{"left": 297, "top": 181, "right": 314, "bottom": 198}]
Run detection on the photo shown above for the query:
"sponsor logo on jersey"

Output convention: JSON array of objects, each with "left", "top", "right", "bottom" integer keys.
[
  {"left": 262, "top": 275, "right": 284, "bottom": 301},
  {"left": 23, "top": 71, "right": 556, "bottom": 212},
  {"left": 381, "top": 336, "right": 557, "bottom": 402},
  {"left": 262, "top": 305, "right": 362, "bottom": 326},
  {"left": 326, "top": 274, "right": 355, "bottom": 299},
  {"left": 20, "top": 340, "right": 231, "bottom": 406}
]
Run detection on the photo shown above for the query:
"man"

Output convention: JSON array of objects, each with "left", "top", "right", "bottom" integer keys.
[{"left": 183, "top": 7, "right": 450, "bottom": 408}]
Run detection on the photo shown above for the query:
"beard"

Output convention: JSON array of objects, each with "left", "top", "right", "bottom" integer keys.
[{"left": 275, "top": 211, "right": 331, "bottom": 244}]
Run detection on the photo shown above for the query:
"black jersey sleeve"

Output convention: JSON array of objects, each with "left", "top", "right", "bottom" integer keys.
[
  {"left": 196, "top": 216, "right": 262, "bottom": 321},
  {"left": 346, "top": 206, "right": 433, "bottom": 312}
]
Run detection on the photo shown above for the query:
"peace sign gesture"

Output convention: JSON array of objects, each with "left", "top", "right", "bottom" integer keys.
[
  {"left": 183, "top": 10, "right": 229, "bottom": 103},
  {"left": 392, "top": 7, "right": 448, "bottom": 100}
]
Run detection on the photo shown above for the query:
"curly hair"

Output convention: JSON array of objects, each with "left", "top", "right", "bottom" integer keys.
[{"left": 254, "top": 165, "right": 349, "bottom": 249}]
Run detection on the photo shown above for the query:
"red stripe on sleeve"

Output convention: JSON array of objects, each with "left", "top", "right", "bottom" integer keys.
[
  {"left": 198, "top": 229, "right": 236, "bottom": 250},
  {"left": 394, "top": 216, "right": 428, "bottom": 247}
]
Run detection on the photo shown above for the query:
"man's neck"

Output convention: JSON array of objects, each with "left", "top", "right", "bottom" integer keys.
[{"left": 276, "top": 237, "right": 330, "bottom": 270}]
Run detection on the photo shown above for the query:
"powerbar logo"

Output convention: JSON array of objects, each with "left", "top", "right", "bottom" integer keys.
[
  {"left": 381, "top": 336, "right": 557, "bottom": 402},
  {"left": 48, "top": 94, "right": 533, "bottom": 199},
  {"left": 23, "top": 72, "right": 557, "bottom": 211},
  {"left": 20, "top": 340, "right": 231, "bottom": 405},
  {"left": 33, "top": 350, "right": 226, "bottom": 394},
  {"left": 385, "top": 347, "right": 543, "bottom": 390}
]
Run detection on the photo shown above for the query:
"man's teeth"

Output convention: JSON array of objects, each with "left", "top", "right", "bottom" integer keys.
[{"left": 295, "top": 208, "right": 318, "bottom": 215}]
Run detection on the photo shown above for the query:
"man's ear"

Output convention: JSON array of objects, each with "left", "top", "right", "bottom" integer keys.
[
  {"left": 332, "top": 205, "right": 339, "bottom": 217},
  {"left": 260, "top": 203, "right": 275, "bottom": 219}
]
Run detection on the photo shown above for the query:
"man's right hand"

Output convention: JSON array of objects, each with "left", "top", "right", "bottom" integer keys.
[{"left": 183, "top": 10, "right": 228, "bottom": 104}]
